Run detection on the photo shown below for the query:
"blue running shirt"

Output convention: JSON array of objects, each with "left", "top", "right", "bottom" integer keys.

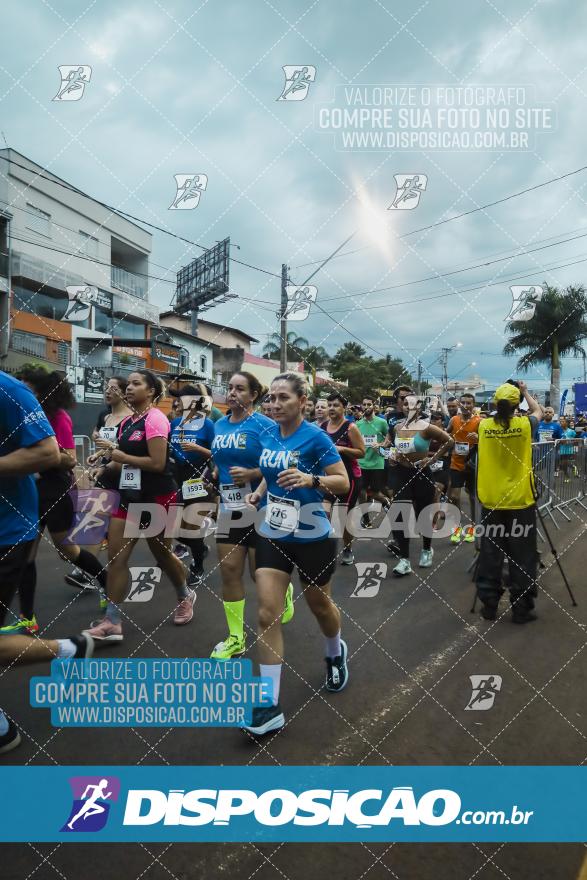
[{"left": 212, "top": 412, "right": 274, "bottom": 509}]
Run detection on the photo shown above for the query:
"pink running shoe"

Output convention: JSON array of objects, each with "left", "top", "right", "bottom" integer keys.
[
  {"left": 173, "top": 590, "right": 196, "bottom": 625},
  {"left": 83, "top": 618, "right": 123, "bottom": 642}
]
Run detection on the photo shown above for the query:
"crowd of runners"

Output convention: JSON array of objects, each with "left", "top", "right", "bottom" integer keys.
[{"left": 0, "top": 365, "right": 582, "bottom": 746}]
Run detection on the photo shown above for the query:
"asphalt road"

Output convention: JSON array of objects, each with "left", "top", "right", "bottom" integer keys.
[{"left": 1, "top": 505, "right": 585, "bottom": 880}]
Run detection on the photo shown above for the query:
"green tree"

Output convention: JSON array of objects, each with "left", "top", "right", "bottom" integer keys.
[
  {"left": 328, "top": 343, "right": 413, "bottom": 401},
  {"left": 503, "top": 283, "right": 587, "bottom": 410},
  {"left": 262, "top": 331, "right": 309, "bottom": 363}
]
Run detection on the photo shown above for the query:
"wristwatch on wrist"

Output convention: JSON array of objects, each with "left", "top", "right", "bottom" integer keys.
[{"left": 312, "top": 475, "right": 321, "bottom": 490}]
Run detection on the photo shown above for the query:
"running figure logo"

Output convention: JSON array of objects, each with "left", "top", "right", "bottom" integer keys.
[
  {"left": 351, "top": 562, "right": 387, "bottom": 598},
  {"left": 284, "top": 285, "right": 318, "bottom": 321},
  {"left": 125, "top": 567, "right": 161, "bottom": 602},
  {"left": 387, "top": 174, "right": 428, "bottom": 210},
  {"left": 63, "top": 285, "right": 97, "bottom": 323},
  {"left": 277, "top": 65, "right": 316, "bottom": 101},
  {"left": 67, "top": 489, "right": 119, "bottom": 545},
  {"left": 61, "top": 776, "right": 120, "bottom": 832},
  {"left": 465, "top": 674, "right": 503, "bottom": 710},
  {"left": 52, "top": 66, "right": 92, "bottom": 101},
  {"left": 169, "top": 174, "right": 208, "bottom": 210},
  {"left": 506, "top": 285, "right": 544, "bottom": 322}
]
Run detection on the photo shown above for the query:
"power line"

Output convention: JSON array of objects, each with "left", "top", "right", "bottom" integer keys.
[
  {"left": 294, "top": 163, "right": 587, "bottom": 269},
  {"left": 0, "top": 154, "right": 281, "bottom": 279}
]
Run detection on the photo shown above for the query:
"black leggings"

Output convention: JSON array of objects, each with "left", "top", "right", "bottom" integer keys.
[{"left": 391, "top": 466, "right": 436, "bottom": 558}]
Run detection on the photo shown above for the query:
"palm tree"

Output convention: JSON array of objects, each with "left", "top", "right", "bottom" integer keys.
[
  {"left": 299, "top": 344, "right": 330, "bottom": 387},
  {"left": 504, "top": 283, "right": 587, "bottom": 410},
  {"left": 263, "top": 331, "right": 309, "bottom": 363}
]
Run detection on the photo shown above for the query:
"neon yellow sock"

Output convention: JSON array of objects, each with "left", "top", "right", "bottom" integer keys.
[{"left": 224, "top": 599, "right": 245, "bottom": 640}]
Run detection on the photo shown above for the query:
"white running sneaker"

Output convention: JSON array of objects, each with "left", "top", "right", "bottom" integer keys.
[
  {"left": 393, "top": 558, "right": 412, "bottom": 577},
  {"left": 419, "top": 549, "right": 434, "bottom": 568}
]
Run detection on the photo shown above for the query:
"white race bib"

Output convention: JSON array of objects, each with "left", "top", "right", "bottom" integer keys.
[
  {"left": 429, "top": 460, "right": 443, "bottom": 472},
  {"left": 395, "top": 437, "right": 416, "bottom": 454},
  {"left": 364, "top": 434, "right": 377, "bottom": 447},
  {"left": 119, "top": 464, "right": 141, "bottom": 489},
  {"left": 455, "top": 442, "right": 469, "bottom": 456},
  {"left": 220, "top": 482, "right": 251, "bottom": 510},
  {"left": 182, "top": 478, "right": 207, "bottom": 500},
  {"left": 379, "top": 447, "right": 391, "bottom": 459},
  {"left": 99, "top": 426, "right": 117, "bottom": 442},
  {"left": 538, "top": 431, "right": 551, "bottom": 443},
  {"left": 265, "top": 492, "right": 300, "bottom": 533}
]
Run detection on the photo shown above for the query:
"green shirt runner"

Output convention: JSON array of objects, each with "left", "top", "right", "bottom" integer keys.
[{"left": 357, "top": 415, "right": 388, "bottom": 469}]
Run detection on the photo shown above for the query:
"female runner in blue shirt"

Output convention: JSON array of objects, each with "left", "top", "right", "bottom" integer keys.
[
  {"left": 210, "top": 372, "right": 294, "bottom": 660},
  {"left": 243, "top": 373, "right": 349, "bottom": 736}
]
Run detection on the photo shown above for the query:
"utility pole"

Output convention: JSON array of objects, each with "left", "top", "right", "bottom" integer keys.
[
  {"left": 440, "top": 347, "right": 449, "bottom": 401},
  {"left": 280, "top": 263, "right": 288, "bottom": 372},
  {"left": 416, "top": 359, "right": 422, "bottom": 395}
]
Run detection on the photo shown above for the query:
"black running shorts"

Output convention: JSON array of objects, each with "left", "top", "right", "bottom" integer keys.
[{"left": 255, "top": 535, "right": 337, "bottom": 587}]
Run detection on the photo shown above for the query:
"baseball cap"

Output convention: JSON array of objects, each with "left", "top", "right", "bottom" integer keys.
[{"left": 494, "top": 383, "right": 521, "bottom": 405}]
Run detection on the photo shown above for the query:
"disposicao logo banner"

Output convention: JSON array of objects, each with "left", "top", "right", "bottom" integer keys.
[{"left": 0, "top": 766, "right": 584, "bottom": 842}]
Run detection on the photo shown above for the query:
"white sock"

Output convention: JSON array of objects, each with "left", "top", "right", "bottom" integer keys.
[
  {"left": 259, "top": 663, "right": 282, "bottom": 706},
  {"left": 0, "top": 710, "right": 9, "bottom": 736},
  {"left": 57, "top": 639, "right": 77, "bottom": 659}
]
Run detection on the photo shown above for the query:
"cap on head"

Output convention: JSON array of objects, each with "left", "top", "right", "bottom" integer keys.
[{"left": 494, "top": 383, "right": 521, "bottom": 405}]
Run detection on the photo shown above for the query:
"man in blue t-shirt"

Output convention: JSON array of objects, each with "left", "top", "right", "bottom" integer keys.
[
  {"left": 535, "top": 406, "right": 564, "bottom": 442},
  {"left": 0, "top": 371, "right": 96, "bottom": 753}
]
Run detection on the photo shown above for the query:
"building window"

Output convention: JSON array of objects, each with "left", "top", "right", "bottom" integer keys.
[
  {"left": 79, "top": 230, "right": 99, "bottom": 259},
  {"left": 114, "top": 317, "right": 145, "bottom": 339},
  {"left": 200, "top": 354, "right": 207, "bottom": 373},
  {"left": 11, "top": 330, "right": 46, "bottom": 358},
  {"left": 25, "top": 204, "right": 51, "bottom": 237},
  {"left": 57, "top": 342, "right": 69, "bottom": 366}
]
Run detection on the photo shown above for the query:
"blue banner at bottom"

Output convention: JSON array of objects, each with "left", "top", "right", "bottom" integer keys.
[{"left": 0, "top": 766, "right": 583, "bottom": 842}]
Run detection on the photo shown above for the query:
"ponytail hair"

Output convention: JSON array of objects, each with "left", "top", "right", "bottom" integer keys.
[
  {"left": 135, "top": 369, "right": 165, "bottom": 403},
  {"left": 494, "top": 398, "right": 514, "bottom": 431},
  {"left": 233, "top": 371, "right": 268, "bottom": 405}
]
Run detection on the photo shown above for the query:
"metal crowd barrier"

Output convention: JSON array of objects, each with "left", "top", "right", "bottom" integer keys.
[
  {"left": 547, "top": 438, "right": 587, "bottom": 525},
  {"left": 73, "top": 434, "right": 94, "bottom": 471}
]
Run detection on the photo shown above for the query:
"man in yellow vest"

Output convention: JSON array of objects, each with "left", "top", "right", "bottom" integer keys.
[{"left": 475, "top": 381, "right": 543, "bottom": 624}]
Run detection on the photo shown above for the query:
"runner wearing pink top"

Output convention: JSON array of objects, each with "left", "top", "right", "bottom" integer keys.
[{"left": 84, "top": 371, "right": 195, "bottom": 644}]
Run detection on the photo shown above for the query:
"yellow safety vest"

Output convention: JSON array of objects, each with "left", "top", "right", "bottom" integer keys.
[{"left": 477, "top": 416, "right": 535, "bottom": 510}]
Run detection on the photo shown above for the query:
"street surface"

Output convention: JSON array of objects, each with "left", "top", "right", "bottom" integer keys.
[{"left": 1, "top": 507, "right": 585, "bottom": 880}]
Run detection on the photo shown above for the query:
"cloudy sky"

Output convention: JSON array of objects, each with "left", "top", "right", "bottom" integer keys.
[{"left": 3, "top": 0, "right": 587, "bottom": 393}]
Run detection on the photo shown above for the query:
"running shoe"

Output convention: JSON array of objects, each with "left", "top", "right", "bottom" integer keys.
[
  {"left": 480, "top": 604, "right": 497, "bottom": 621},
  {"left": 210, "top": 634, "right": 246, "bottom": 660},
  {"left": 281, "top": 582, "right": 294, "bottom": 624},
  {"left": 242, "top": 703, "right": 285, "bottom": 736},
  {"left": 360, "top": 515, "right": 372, "bottom": 529},
  {"left": 187, "top": 563, "right": 203, "bottom": 587},
  {"left": 325, "top": 639, "right": 348, "bottom": 692},
  {"left": 70, "top": 633, "right": 95, "bottom": 658},
  {"left": 174, "top": 544, "right": 190, "bottom": 560},
  {"left": 64, "top": 568, "right": 97, "bottom": 590},
  {"left": 0, "top": 720, "right": 21, "bottom": 755},
  {"left": 0, "top": 614, "right": 38, "bottom": 636},
  {"left": 83, "top": 618, "right": 123, "bottom": 643},
  {"left": 419, "top": 549, "right": 434, "bottom": 568},
  {"left": 341, "top": 547, "right": 355, "bottom": 566},
  {"left": 173, "top": 590, "right": 196, "bottom": 625},
  {"left": 450, "top": 526, "right": 463, "bottom": 544},
  {"left": 463, "top": 526, "right": 475, "bottom": 543},
  {"left": 386, "top": 540, "right": 401, "bottom": 556},
  {"left": 393, "top": 558, "right": 412, "bottom": 577}
]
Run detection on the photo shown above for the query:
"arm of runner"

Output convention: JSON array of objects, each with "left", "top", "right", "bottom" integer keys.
[
  {"left": 0, "top": 435, "right": 60, "bottom": 476},
  {"left": 246, "top": 478, "right": 267, "bottom": 506},
  {"left": 337, "top": 422, "right": 366, "bottom": 459},
  {"left": 229, "top": 465, "right": 262, "bottom": 484},
  {"left": 179, "top": 440, "right": 212, "bottom": 458},
  {"left": 519, "top": 381, "right": 542, "bottom": 419},
  {"left": 111, "top": 435, "right": 168, "bottom": 472},
  {"left": 276, "top": 460, "right": 349, "bottom": 496},
  {"left": 422, "top": 424, "right": 454, "bottom": 465},
  {"left": 59, "top": 447, "right": 77, "bottom": 470}
]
